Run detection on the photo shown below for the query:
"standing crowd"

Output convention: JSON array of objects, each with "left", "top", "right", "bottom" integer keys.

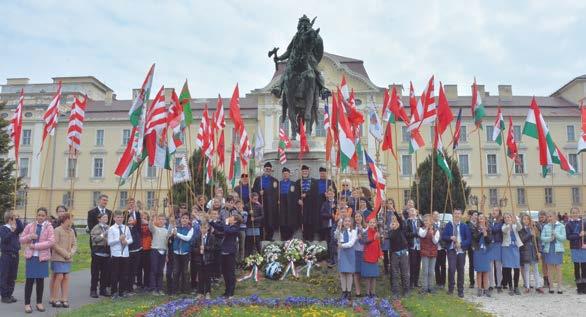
[{"left": 0, "top": 163, "right": 584, "bottom": 313}]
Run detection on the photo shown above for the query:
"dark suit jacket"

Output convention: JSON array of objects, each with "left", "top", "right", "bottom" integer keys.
[
  {"left": 293, "top": 177, "right": 319, "bottom": 226},
  {"left": 87, "top": 207, "right": 112, "bottom": 233},
  {"left": 252, "top": 175, "right": 279, "bottom": 228}
]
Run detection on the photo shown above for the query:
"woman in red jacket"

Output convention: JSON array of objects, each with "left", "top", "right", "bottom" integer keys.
[{"left": 361, "top": 217, "right": 382, "bottom": 297}]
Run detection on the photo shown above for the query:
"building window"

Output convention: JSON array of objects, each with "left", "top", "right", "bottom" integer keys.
[
  {"left": 147, "top": 191, "right": 156, "bottom": 209},
  {"left": 401, "top": 126, "right": 410, "bottom": 143},
  {"left": 67, "top": 158, "right": 77, "bottom": 178},
  {"left": 514, "top": 154, "right": 525, "bottom": 174},
  {"left": 315, "top": 112, "right": 325, "bottom": 137},
  {"left": 122, "top": 129, "right": 131, "bottom": 145},
  {"left": 544, "top": 187, "right": 553, "bottom": 205},
  {"left": 517, "top": 188, "right": 526, "bottom": 206},
  {"left": 569, "top": 154, "right": 579, "bottom": 173},
  {"left": 513, "top": 125, "right": 522, "bottom": 142},
  {"left": 93, "top": 158, "right": 104, "bottom": 178},
  {"left": 486, "top": 154, "right": 497, "bottom": 175},
  {"left": 120, "top": 191, "right": 128, "bottom": 209},
  {"left": 567, "top": 125, "right": 576, "bottom": 142},
  {"left": 489, "top": 188, "right": 498, "bottom": 207},
  {"left": 572, "top": 187, "right": 581, "bottom": 205},
  {"left": 62, "top": 191, "right": 74, "bottom": 208},
  {"left": 92, "top": 191, "right": 101, "bottom": 207},
  {"left": 146, "top": 165, "right": 157, "bottom": 178},
  {"left": 458, "top": 154, "right": 469, "bottom": 175},
  {"left": 486, "top": 126, "right": 494, "bottom": 142},
  {"left": 96, "top": 129, "right": 104, "bottom": 146},
  {"left": 401, "top": 154, "right": 412, "bottom": 176},
  {"left": 22, "top": 129, "right": 32, "bottom": 145},
  {"left": 459, "top": 125, "right": 467, "bottom": 143},
  {"left": 16, "top": 190, "right": 25, "bottom": 208},
  {"left": 403, "top": 190, "right": 412, "bottom": 206},
  {"left": 19, "top": 157, "right": 29, "bottom": 177}
]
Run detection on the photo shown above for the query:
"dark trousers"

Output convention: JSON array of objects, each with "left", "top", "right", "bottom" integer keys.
[
  {"left": 408, "top": 249, "right": 421, "bottom": 287},
  {"left": 435, "top": 249, "right": 447, "bottom": 286},
  {"left": 329, "top": 228, "right": 338, "bottom": 265},
  {"left": 190, "top": 253, "right": 200, "bottom": 290},
  {"left": 447, "top": 250, "right": 466, "bottom": 295},
  {"left": 128, "top": 250, "right": 142, "bottom": 292},
  {"left": 149, "top": 251, "right": 166, "bottom": 292},
  {"left": 138, "top": 250, "right": 151, "bottom": 288},
  {"left": 382, "top": 250, "right": 390, "bottom": 273},
  {"left": 467, "top": 248, "right": 475, "bottom": 286},
  {"left": 0, "top": 253, "right": 18, "bottom": 299},
  {"left": 110, "top": 256, "right": 129, "bottom": 296},
  {"left": 245, "top": 235, "right": 261, "bottom": 256},
  {"left": 319, "top": 227, "right": 331, "bottom": 242},
  {"left": 197, "top": 264, "right": 212, "bottom": 295},
  {"left": 574, "top": 262, "right": 586, "bottom": 282},
  {"left": 90, "top": 254, "right": 110, "bottom": 292},
  {"left": 24, "top": 278, "right": 44, "bottom": 305},
  {"left": 221, "top": 254, "right": 236, "bottom": 297},
  {"left": 390, "top": 252, "right": 410, "bottom": 296},
  {"left": 502, "top": 267, "right": 520, "bottom": 289},
  {"left": 165, "top": 250, "right": 174, "bottom": 293},
  {"left": 172, "top": 253, "right": 190, "bottom": 294},
  {"left": 302, "top": 223, "right": 315, "bottom": 241},
  {"left": 280, "top": 226, "right": 294, "bottom": 241},
  {"left": 264, "top": 226, "right": 275, "bottom": 241}
]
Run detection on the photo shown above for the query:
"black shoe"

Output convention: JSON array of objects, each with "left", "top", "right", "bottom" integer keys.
[
  {"left": 458, "top": 292, "right": 464, "bottom": 298},
  {"left": 9, "top": 297, "right": 17, "bottom": 303},
  {"left": 514, "top": 288, "right": 521, "bottom": 295},
  {"left": 469, "top": 284, "right": 475, "bottom": 289},
  {"left": 497, "top": 287, "right": 503, "bottom": 293},
  {"left": 90, "top": 290, "right": 99, "bottom": 298},
  {"left": 1, "top": 298, "right": 12, "bottom": 304},
  {"left": 99, "top": 290, "right": 111, "bottom": 297}
]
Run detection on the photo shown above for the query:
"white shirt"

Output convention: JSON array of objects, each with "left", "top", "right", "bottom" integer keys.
[
  {"left": 107, "top": 223, "right": 133, "bottom": 257},
  {"left": 418, "top": 227, "right": 440, "bottom": 245}
]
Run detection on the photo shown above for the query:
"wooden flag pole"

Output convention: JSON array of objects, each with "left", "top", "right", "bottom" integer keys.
[
  {"left": 393, "top": 123, "right": 401, "bottom": 212},
  {"left": 13, "top": 159, "right": 19, "bottom": 211},
  {"left": 430, "top": 127, "right": 436, "bottom": 214},
  {"left": 476, "top": 129, "right": 486, "bottom": 210},
  {"left": 448, "top": 124, "right": 468, "bottom": 212},
  {"left": 36, "top": 136, "right": 53, "bottom": 210},
  {"left": 415, "top": 151, "right": 420, "bottom": 209},
  {"left": 501, "top": 139, "right": 515, "bottom": 215}
]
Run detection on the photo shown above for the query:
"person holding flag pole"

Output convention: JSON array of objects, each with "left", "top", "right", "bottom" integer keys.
[{"left": 9, "top": 89, "right": 24, "bottom": 210}]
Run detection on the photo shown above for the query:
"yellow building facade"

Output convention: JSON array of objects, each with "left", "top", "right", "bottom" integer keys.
[{"left": 1, "top": 56, "right": 584, "bottom": 223}]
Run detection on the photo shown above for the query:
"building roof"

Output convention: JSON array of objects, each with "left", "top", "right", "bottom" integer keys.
[{"left": 550, "top": 74, "right": 586, "bottom": 97}]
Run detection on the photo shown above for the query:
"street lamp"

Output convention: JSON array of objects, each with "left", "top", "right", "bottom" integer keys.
[
  {"left": 469, "top": 194, "right": 479, "bottom": 211},
  {"left": 499, "top": 197, "right": 508, "bottom": 208},
  {"left": 23, "top": 184, "right": 29, "bottom": 224}
]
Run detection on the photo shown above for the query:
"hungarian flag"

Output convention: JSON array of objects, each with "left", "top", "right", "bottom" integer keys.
[
  {"left": 115, "top": 126, "right": 146, "bottom": 185},
  {"left": 195, "top": 105, "right": 213, "bottom": 157},
  {"left": 217, "top": 130, "right": 225, "bottom": 168},
  {"left": 388, "top": 86, "right": 409, "bottom": 123},
  {"left": 179, "top": 80, "right": 193, "bottom": 127},
  {"left": 205, "top": 156, "right": 213, "bottom": 185},
  {"left": 523, "top": 97, "right": 574, "bottom": 176},
  {"left": 436, "top": 83, "right": 454, "bottom": 135},
  {"left": 336, "top": 93, "right": 356, "bottom": 170},
  {"left": 491, "top": 107, "right": 505, "bottom": 145},
  {"left": 471, "top": 78, "right": 486, "bottom": 128},
  {"left": 365, "top": 151, "right": 385, "bottom": 219},
  {"left": 40, "top": 81, "right": 62, "bottom": 153},
  {"left": 408, "top": 76, "right": 436, "bottom": 131},
  {"left": 298, "top": 118, "right": 309, "bottom": 159},
  {"left": 213, "top": 94, "right": 225, "bottom": 133},
  {"left": 452, "top": 108, "right": 463, "bottom": 150},
  {"left": 229, "top": 84, "right": 251, "bottom": 162},
  {"left": 340, "top": 75, "right": 350, "bottom": 100},
  {"left": 66, "top": 95, "right": 87, "bottom": 158},
  {"left": 10, "top": 89, "right": 24, "bottom": 161},
  {"left": 167, "top": 90, "right": 185, "bottom": 150},
  {"left": 506, "top": 116, "right": 519, "bottom": 160},
  {"left": 381, "top": 121, "right": 396, "bottom": 159},
  {"left": 145, "top": 86, "right": 169, "bottom": 168},
  {"left": 129, "top": 64, "right": 155, "bottom": 127},
  {"left": 409, "top": 128, "right": 425, "bottom": 154},
  {"left": 228, "top": 141, "right": 237, "bottom": 187},
  {"left": 433, "top": 125, "right": 453, "bottom": 181},
  {"left": 409, "top": 81, "right": 421, "bottom": 122},
  {"left": 341, "top": 89, "right": 365, "bottom": 135},
  {"left": 278, "top": 127, "right": 291, "bottom": 164},
  {"left": 578, "top": 102, "right": 586, "bottom": 154}
]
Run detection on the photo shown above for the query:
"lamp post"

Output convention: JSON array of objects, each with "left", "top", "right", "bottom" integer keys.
[
  {"left": 469, "top": 194, "right": 479, "bottom": 212},
  {"left": 23, "top": 184, "right": 29, "bottom": 224},
  {"left": 499, "top": 196, "right": 508, "bottom": 208}
]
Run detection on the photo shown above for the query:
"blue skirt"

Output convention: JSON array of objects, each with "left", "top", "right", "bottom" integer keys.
[
  {"left": 501, "top": 245, "right": 520, "bottom": 269},
  {"left": 26, "top": 256, "right": 49, "bottom": 279},
  {"left": 361, "top": 261, "right": 380, "bottom": 277},
  {"left": 354, "top": 250, "right": 363, "bottom": 273},
  {"left": 51, "top": 261, "right": 72, "bottom": 273},
  {"left": 382, "top": 239, "right": 390, "bottom": 251},
  {"left": 487, "top": 243, "right": 502, "bottom": 262},
  {"left": 473, "top": 248, "right": 491, "bottom": 272},
  {"left": 338, "top": 247, "right": 356, "bottom": 273},
  {"left": 570, "top": 249, "right": 586, "bottom": 263},
  {"left": 543, "top": 243, "right": 563, "bottom": 265}
]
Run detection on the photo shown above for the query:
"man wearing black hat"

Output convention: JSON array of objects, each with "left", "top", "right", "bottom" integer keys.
[
  {"left": 252, "top": 162, "right": 279, "bottom": 241},
  {"left": 234, "top": 173, "right": 251, "bottom": 210},
  {"left": 293, "top": 165, "right": 319, "bottom": 241},
  {"left": 278, "top": 167, "right": 299, "bottom": 241},
  {"left": 317, "top": 167, "right": 337, "bottom": 208}
]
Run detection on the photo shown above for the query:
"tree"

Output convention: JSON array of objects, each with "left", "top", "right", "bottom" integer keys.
[
  {"left": 171, "top": 149, "right": 227, "bottom": 208},
  {"left": 0, "top": 103, "right": 19, "bottom": 221},
  {"left": 410, "top": 150, "right": 470, "bottom": 215}
]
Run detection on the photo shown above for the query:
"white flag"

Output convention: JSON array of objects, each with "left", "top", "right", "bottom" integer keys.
[{"left": 172, "top": 154, "right": 191, "bottom": 184}]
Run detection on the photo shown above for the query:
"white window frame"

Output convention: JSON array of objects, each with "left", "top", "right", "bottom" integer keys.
[
  {"left": 486, "top": 154, "right": 498, "bottom": 175},
  {"left": 19, "top": 157, "right": 29, "bottom": 178},
  {"left": 96, "top": 129, "right": 105, "bottom": 147},
  {"left": 401, "top": 154, "right": 412, "bottom": 176},
  {"left": 459, "top": 125, "right": 467, "bottom": 143},
  {"left": 93, "top": 157, "right": 104, "bottom": 178},
  {"left": 458, "top": 154, "right": 469, "bottom": 175},
  {"left": 544, "top": 187, "right": 553, "bottom": 205},
  {"left": 22, "top": 129, "right": 32, "bottom": 145},
  {"left": 567, "top": 125, "right": 576, "bottom": 142},
  {"left": 514, "top": 154, "right": 525, "bottom": 174},
  {"left": 516, "top": 188, "right": 526, "bottom": 206},
  {"left": 122, "top": 129, "right": 131, "bottom": 145},
  {"left": 66, "top": 158, "right": 77, "bottom": 178}
]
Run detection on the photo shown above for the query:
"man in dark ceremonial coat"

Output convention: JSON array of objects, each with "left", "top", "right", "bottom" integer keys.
[
  {"left": 316, "top": 167, "right": 337, "bottom": 208},
  {"left": 278, "top": 167, "right": 299, "bottom": 241},
  {"left": 252, "top": 162, "right": 279, "bottom": 241},
  {"left": 293, "top": 165, "right": 320, "bottom": 241}
]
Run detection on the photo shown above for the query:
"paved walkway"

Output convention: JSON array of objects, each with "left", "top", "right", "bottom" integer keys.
[{"left": 3, "top": 269, "right": 98, "bottom": 317}]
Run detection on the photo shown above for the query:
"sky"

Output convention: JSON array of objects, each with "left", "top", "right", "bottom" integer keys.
[{"left": 1, "top": 0, "right": 585, "bottom": 99}]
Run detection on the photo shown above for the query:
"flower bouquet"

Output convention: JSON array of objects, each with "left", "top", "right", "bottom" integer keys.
[
  {"left": 299, "top": 243, "right": 327, "bottom": 277},
  {"left": 280, "top": 239, "right": 306, "bottom": 280},
  {"left": 239, "top": 253, "right": 264, "bottom": 282},
  {"left": 262, "top": 243, "right": 283, "bottom": 280}
]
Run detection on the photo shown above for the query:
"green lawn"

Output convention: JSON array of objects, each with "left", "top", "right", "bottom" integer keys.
[
  {"left": 17, "top": 233, "right": 91, "bottom": 283},
  {"left": 188, "top": 305, "right": 360, "bottom": 316}
]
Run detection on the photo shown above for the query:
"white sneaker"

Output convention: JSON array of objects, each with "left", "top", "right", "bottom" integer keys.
[{"left": 205, "top": 293, "right": 211, "bottom": 300}]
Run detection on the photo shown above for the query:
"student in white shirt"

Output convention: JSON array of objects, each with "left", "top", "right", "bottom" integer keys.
[{"left": 107, "top": 211, "right": 133, "bottom": 299}]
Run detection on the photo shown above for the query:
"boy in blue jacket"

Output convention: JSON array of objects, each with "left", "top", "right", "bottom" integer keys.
[
  {"left": 441, "top": 209, "right": 471, "bottom": 298},
  {"left": 0, "top": 212, "right": 24, "bottom": 303},
  {"left": 171, "top": 213, "right": 194, "bottom": 294},
  {"left": 210, "top": 214, "right": 242, "bottom": 299}
]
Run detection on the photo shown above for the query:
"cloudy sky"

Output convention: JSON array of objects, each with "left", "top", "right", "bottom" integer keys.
[{"left": 1, "top": 0, "right": 584, "bottom": 99}]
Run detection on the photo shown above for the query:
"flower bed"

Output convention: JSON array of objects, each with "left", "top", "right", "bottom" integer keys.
[{"left": 144, "top": 295, "right": 400, "bottom": 317}]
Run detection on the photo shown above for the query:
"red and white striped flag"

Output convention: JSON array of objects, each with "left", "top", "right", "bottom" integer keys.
[
  {"left": 212, "top": 95, "right": 225, "bottom": 132},
  {"left": 278, "top": 127, "right": 291, "bottom": 164},
  {"left": 145, "top": 86, "right": 168, "bottom": 168},
  {"left": 10, "top": 89, "right": 24, "bottom": 161},
  {"left": 195, "top": 105, "right": 213, "bottom": 156},
  {"left": 217, "top": 129, "right": 225, "bottom": 168},
  {"left": 298, "top": 119, "right": 309, "bottom": 159},
  {"left": 66, "top": 95, "right": 87, "bottom": 158},
  {"left": 167, "top": 90, "right": 184, "bottom": 150},
  {"left": 40, "top": 81, "right": 62, "bottom": 154}
]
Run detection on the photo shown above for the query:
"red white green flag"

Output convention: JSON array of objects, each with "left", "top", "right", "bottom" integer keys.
[
  {"left": 506, "top": 116, "right": 519, "bottom": 160},
  {"left": 492, "top": 107, "right": 505, "bottom": 145},
  {"left": 278, "top": 128, "right": 291, "bottom": 164},
  {"left": 471, "top": 78, "right": 486, "bottom": 128},
  {"left": 578, "top": 101, "right": 586, "bottom": 154},
  {"left": 335, "top": 91, "right": 356, "bottom": 170}
]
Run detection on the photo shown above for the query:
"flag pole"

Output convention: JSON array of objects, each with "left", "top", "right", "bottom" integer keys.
[
  {"left": 36, "top": 136, "right": 53, "bottom": 210},
  {"left": 430, "top": 126, "right": 436, "bottom": 214},
  {"left": 415, "top": 151, "right": 420, "bottom": 209},
  {"left": 476, "top": 129, "right": 486, "bottom": 213},
  {"left": 393, "top": 123, "right": 401, "bottom": 212},
  {"left": 501, "top": 137, "right": 515, "bottom": 215},
  {"left": 448, "top": 124, "right": 467, "bottom": 212},
  {"left": 13, "top": 159, "right": 19, "bottom": 212}
]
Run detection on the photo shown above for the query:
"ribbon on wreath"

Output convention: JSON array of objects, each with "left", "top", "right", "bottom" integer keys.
[
  {"left": 238, "top": 264, "right": 260, "bottom": 282},
  {"left": 280, "top": 260, "right": 298, "bottom": 280}
]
